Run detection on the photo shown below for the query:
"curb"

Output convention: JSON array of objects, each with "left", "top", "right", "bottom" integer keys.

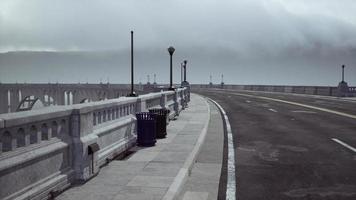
[
  {"left": 207, "top": 98, "right": 236, "bottom": 200},
  {"left": 162, "top": 95, "right": 211, "bottom": 200}
]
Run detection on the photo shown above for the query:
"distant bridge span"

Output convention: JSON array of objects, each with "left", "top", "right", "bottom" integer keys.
[{"left": 0, "top": 83, "right": 152, "bottom": 114}]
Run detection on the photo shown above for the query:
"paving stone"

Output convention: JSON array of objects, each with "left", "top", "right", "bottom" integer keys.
[
  {"left": 112, "top": 186, "right": 166, "bottom": 200},
  {"left": 182, "top": 191, "right": 209, "bottom": 200},
  {"left": 127, "top": 175, "right": 174, "bottom": 188}
]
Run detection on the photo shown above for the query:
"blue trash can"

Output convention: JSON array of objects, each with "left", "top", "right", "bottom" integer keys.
[{"left": 136, "top": 112, "right": 157, "bottom": 147}]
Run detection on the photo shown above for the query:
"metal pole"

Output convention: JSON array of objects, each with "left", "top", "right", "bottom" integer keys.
[
  {"left": 184, "top": 61, "right": 187, "bottom": 82},
  {"left": 170, "top": 54, "right": 173, "bottom": 89},
  {"left": 180, "top": 63, "right": 183, "bottom": 84},
  {"left": 127, "top": 31, "right": 137, "bottom": 97},
  {"left": 131, "top": 31, "right": 134, "bottom": 94},
  {"left": 167, "top": 46, "right": 175, "bottom": 90},
  {"left": 342, "top": 65, "right": 345, "bottom": 82}
]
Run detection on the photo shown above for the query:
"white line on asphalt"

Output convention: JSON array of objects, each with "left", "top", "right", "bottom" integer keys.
[
  {"left": 217, "top": 91, "right": 356, "bottom": 120},
  {"left": 331, "top": 138, "right": 356, "bottom": 153},
  {"left": 245, "top": 100, "right": 251, "bottom": 103},
  {"left": 268, "top": 108, "right": 278, "bottom": 113},
  {"left": 208, "top": 98, "right": 236, "bottom": 200}
]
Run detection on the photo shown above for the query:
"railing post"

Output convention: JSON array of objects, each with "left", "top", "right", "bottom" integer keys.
[
  {"left": 172, "top": 91, "right": 177, "bottom": 116},
  {"left": 0, "top": 89, "right": 7, "bottom": 114},
  {"left": 70, "top": 109, "right": 99, "bottom": 182},
  {"left": 10, "top": 89, "right": 20, "bottom": 112},
  {"left": 160, "top": 92, "right": 167, "bottom": 109},
  {"left": 136, "top": 97, "right": 146, "bottom": 113}
]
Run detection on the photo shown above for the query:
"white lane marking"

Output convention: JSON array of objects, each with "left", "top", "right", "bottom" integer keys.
[
  {"left": 332, "top": 138, "right": 356, "bottom": 153},
  {"left": 218, "top": 92, "right": 356, "bottom": 120},
  {"left": 292, "top": 110, "right": 317, "bottom": 114},
  {"left": 268, "top": 108, "right": 278, "bottom": 113},
  {"left": 245, "top": 100, "right": 251, "bottom": 103},
  {"left": 211, "top": 88, "right": 356, "bottom": 104},
  {"left": 208, "top": 98, "right": 236, "bottom": 200}
]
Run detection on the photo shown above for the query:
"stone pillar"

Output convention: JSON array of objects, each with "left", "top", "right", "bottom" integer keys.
[
  {"left": 136, "top": 97, "right": 146, "bottom": 113},
  {"left": 337, "top": 82, "right": 349, "bottom": 97},
  {"left": 72, "top": 91, "right": 79, "bottom": 104},
  {"left": 70, "top": 109, "right": 99, "bottom": 182},
  {"left": 173, "top": 91, "right": 180, "bottom": 116},
  {"left": 181, "top": 81, "right": 190, "bottom": 102},
  {"left": 57, "top": 90, "right": 65, "bottom": 105},
  {"left": 0, "top": 89, "right": 8, "bottom": 114},
  {"left": 67, "top": 91, "right": 71, "bottom": 105},
  {"left": 10, "top": 89, "right": 20, "bottom": 112}
]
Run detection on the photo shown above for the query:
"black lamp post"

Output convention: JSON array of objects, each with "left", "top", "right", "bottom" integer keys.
[
  {"left": 183, "top": 60, "right": 187, "bottom": 82},
  {"left": 180, "top": 62, "right": 183, "bottom": 85},
  {"left": 342, "top": 65, "right": 345, "bottom": 83},
  {"left": 127, "top": 31, "right": 137, "bottom": 97},
  {"left": 168, "top": 46, "right": 175, "bottom": 90}
]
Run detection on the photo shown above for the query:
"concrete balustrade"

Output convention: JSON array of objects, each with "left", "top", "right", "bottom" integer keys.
[
  {"left": 0, "top": 83, "right": 150, "bottom": 114},
  {"left": 191, "top": 84, "right": 356, "bottom": 97},
  {"left": 0, "top": 88, "right": 189, "bottom": 200}
]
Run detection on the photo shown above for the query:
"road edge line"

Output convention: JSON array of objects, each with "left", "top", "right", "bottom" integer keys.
[
  {"left": 331, "top": 138, "right": 356, "bottom": 153},
  {"left": 162, "top": 94, "right": 211, "bottom": 200},
  {"left": 208, "top": 98, "right": 236, "bottom": 200}
]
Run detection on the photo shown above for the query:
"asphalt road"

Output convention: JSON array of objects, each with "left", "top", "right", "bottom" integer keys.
[{"left": 195, "top": 89, "right": 356, "bottom": 200}]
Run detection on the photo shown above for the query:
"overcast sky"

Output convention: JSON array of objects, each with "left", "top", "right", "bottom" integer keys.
[{"left": 0, "top": 0, "right": 356, "bottom": 85}]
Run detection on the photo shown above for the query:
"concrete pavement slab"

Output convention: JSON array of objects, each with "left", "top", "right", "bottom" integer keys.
[{"left": 127, "top": 176, "right": 174, "bottom": 188}]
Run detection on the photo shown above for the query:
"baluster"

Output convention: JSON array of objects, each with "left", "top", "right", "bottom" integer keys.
[
  {"left": 108, "top": 110, "right": 111, "bottom": 121},
  {"left": 41, "top": 124, "right": 49, "bottom": 140},
  {"left": 93, "top": 112, "right": 97, "bottom": 125},
  {"left": 52, "top": 121, "right": 58, "bottom": 138},
  {"left": 15, "top": 128, "right": 26, "bottom": 147},
  {"left": 2, "top": 131, "right": 16, "bottom": 151},
  {"left": 103, "top": 110, "right": 107, "bottom": 122}
]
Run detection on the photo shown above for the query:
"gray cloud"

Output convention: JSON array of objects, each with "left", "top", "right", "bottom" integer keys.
[{"left": 0, "top": 0, "right": 356, "bottom": 85}]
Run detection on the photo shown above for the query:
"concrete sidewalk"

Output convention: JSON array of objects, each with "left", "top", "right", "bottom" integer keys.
[
  {"left": 177, "top": 101, "right": 225, "bottom": 200},
  {"left": 56, "top": 94, "right": 216, "bottom": 200}
]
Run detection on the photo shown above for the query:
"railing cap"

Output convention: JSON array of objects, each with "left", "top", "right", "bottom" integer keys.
[{"left": 0, "top": 106, "right": 73, "bottom": 128}]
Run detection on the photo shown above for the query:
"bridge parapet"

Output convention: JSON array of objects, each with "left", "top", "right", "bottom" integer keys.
[
  {"left": 0, "top": 83, "right": 152, "bottom": 114},
  {"left": 0, "top": 87, "right": 189, "bottom": 200},
  {"left": 191, "top": 84, "right": 355, "bottom": 97}
]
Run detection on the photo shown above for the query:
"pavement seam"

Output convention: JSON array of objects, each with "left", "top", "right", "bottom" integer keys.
[
  {"left": 162, "top": 95, "right": 211, "bottom": 200},
  {"left": 207, "top": 97, "right": 236, "bottom": 200}
]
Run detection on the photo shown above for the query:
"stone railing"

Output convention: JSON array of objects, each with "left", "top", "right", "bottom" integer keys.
[
  {"left": 0, "top": 88, "right": 189, "bottom": 200},
  {"left": 349, "top": 87, "right": 356, "bottom": 93},
  {"left": 191, "top": 84, "right": 355, "bottom": 97}
]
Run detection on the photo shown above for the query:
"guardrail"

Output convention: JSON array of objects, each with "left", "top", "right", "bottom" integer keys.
[{"left": 0, "top": 87, "right": 189, "bottom": 200}]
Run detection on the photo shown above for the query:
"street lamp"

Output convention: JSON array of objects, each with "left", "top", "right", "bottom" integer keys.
[
  {"left": 180, "top": 62, "right": 183, "bottom": 87},
  {"left": 183, "top": 60, "right": 187, "bottom": 82},
  {"left": 168, "top": 46, "right": 175, "bottom": 90},
  {"left": 127, "top": 31, "right": 137, "bottom": 97},
  {"left": 342, "top": 65, "right": 345, "bottom": 83}
]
